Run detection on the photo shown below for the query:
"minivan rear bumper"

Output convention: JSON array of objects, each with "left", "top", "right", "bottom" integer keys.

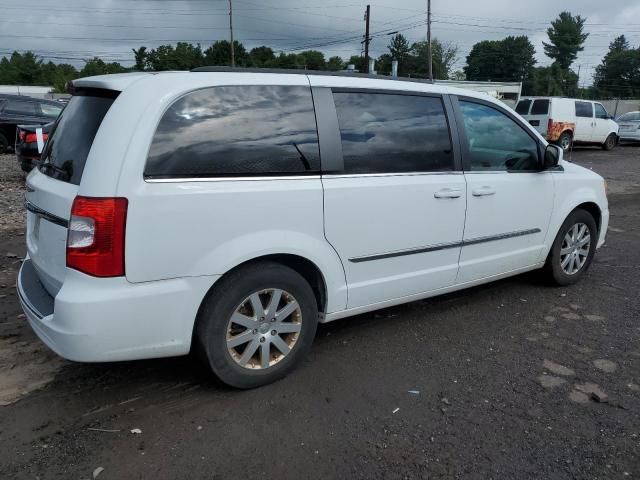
[{"left": 18, "top": 258, "right": 218, "bottom": 362}]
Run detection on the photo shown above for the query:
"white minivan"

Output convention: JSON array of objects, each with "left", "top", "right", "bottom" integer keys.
[
  {"left": 516, "top": 97, "right": 619, "bottom": 151},
  {"left": 18, "top": 70, "right": 609, "bottom": 388}
]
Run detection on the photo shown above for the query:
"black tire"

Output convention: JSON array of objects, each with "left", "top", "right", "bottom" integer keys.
[
  {"left": 0, "top": 133, "right": 8, "bottom": 154},
  {"left": 556, "top": 131, "right": 573, "bottom": 152},
  {"left": 602, "top": 133, "right": 617, "bottom": 151},
  {"left": 195, "top": 261, "right": 318, "bottom": 389},
  {"left": 544, "top": 209, "right": 598, "bottom": 286}
]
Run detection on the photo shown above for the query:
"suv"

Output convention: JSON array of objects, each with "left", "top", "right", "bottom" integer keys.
[
  {"left": 0, "top": 94, "right": 63, "bottom": 153},
  {"left": 515, "top": 97, "right": 619, "bottom": 151},
  {"left": 18, "top": 70, "right": 609, "bottom": 388}
]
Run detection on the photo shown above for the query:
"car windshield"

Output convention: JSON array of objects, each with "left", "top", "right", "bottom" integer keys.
[{"left": 618, "top": 112, "right": 640, "bottom": 122}]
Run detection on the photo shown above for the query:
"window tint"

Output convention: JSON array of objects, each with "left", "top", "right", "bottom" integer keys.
[
  {"left": 575, "top": 101, "right": 593, "bottom": 118},
  {"left": 515, "top": 99, "right": 531, "bottom": 115},
  {"left": 3, "top": 100, "right": 37, "bottom": 116},
  {"left": 145, "top": 86, "right": 319, "bottom": 178},
  {"left": 459, "top": 100, "right": 539, "bottom": 172},
  {"left": 39, "top": 94, "right": 116, "bottom": 185},
  {"left": 40, "top": 103, "right": 63, "bottom": 118},
  {"left": 531, "top": 99, "right": 550, "bottom": 115},
  {"left": 594, "top": 103, "right": 608, "bottom": 119},
  {"left": 332, "top": 92, "right": 453, "bottom": 174}
]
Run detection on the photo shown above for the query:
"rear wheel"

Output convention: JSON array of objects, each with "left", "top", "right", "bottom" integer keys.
[
  {"left": 544, "top": 209, "right": 597, "bottom": 286},
  {"left": 602, "top": 133, "right": 617, "bottom": 151},
  {"left": 557, "top": 131, "right": 573, "bottom": 152},
  {"left": 195, "top": 261, "right": 318, "bottom": 389},
  {"left": 0, "top": 133, "right": 8, "bottom": 154}
]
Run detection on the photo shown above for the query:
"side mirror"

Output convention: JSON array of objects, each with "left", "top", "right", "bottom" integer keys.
[{"left": 543, "top": 143, "right": 562, "bottom": 169}]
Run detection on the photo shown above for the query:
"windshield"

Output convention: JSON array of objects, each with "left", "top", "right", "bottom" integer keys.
[
  {"left": 39, "top": 93, "right": 116, "bottom": 185},
  {"left": 618, "top": 112, "right": 640, "bottom": 122}
]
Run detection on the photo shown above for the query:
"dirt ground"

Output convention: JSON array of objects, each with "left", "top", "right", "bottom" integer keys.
[{"left": 0, "top": 146, "right": 639, "bottom": 479}]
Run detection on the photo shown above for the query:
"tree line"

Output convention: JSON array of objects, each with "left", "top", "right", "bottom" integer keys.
[{"left": 0, "top": 10, "right": 638, "bottom": 99}]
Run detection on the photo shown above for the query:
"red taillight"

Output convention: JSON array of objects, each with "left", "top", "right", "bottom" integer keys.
[
  {"left": 547, "top": 118, "right": 553, "bottom": 135},
  {"left": 24, "top": 132, "right": 48, "bottom": 143},
  {"left": 66, "top": 196, "right": 128, "bottom": 277}
]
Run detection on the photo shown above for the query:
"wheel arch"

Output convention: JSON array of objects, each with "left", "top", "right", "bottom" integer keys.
[{"left": 574, "top": 202, "right": 602, "bottom": 236}]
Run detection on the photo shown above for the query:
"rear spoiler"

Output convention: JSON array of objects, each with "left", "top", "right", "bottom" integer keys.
[{"left": 65, "top": 83, "right": 120, "bottom": 99}]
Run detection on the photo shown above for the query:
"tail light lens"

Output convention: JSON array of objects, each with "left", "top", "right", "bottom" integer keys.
[
  {"left": 67, "top": 196, "right": 128, "bottom": 277},
  {"left": 23, "top": 132, "right": 48, "bottom": 143}
]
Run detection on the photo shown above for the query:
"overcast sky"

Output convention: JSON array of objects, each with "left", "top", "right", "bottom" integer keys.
[{"left": 1, "top": 0, "right": 639, "bottom": 84}]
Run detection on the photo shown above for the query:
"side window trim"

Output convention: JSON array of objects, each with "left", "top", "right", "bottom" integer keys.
[
  {"left": 327, "top": 87, "right": 460, "bottom": 175},
  {"left": 310, "top": 86, "right": 343, "bottom": 173},
  {"left": 450, "top": 94, "right": 543, "bottom": 173}
]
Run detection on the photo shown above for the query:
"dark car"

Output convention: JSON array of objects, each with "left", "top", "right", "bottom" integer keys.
[
  {"left": 0, "top": 94, "right": 63, "bottom": 153},
  {"left": 15, "top": 123, "right": 53, "bottom": 172}
]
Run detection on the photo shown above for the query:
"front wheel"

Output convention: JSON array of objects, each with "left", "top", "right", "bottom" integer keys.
[
  {"left": 195, "top": 262, "right": 318, "bottom": 389},
  {"left": 602, "top": 133, "right": 617, "bottom": 151},
  {"left": 544, "top": 209, "right": 598, "bottom": 286}
]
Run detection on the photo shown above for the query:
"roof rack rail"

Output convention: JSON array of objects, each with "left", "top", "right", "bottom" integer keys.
[{"left": 190, "top": 66, "right": 434, "bottom": 84}]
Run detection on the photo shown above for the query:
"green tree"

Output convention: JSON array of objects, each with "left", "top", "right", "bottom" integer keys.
[
  {"left": 526, "top": 64, "right": 578, "bottom": 96},
  {"left": 297, "top": 50, "right": 325, "bottom": 70},
  {"left": 132, "top": 47, "right": 148, "bottom": 71},
  {"left": 410, "top": 39, "right": 459, "bottom": 79},
  {"left": 326, "top": 56, "right": 344, "bottom": 71},
  {"left": 347, "top": 55, "right": 366, "bottom": 72},
  {"left": 387, "top": 34, "right": 411, "bottom": 75},
  {"left": 272, "top": 52, "right": 302, "bottom": 69},
  {"left": 465, "top": 36, "right": 536, "bottom": 83},
  {"left": 248, "top": 46, "right": 275, "bottom": 67},
  {"left": 543, "top": 11, "right": 589, "bottom": 70},
  {"left": 593, "top": 35, "right": 640, "bottom": 98},
  {"left": 203, "top": 40, "right": 247, "bottom": 67},
  {"left": 79, "top": 57, "right": 127, "bottom": 77}
]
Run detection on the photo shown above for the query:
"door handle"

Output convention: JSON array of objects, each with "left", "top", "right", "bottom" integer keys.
[
  {"left": 434, "top": 188, "right": 462, "bottom": 199},
  {"left": 472, "top": 186, "right": 496, "bottom": 197}
]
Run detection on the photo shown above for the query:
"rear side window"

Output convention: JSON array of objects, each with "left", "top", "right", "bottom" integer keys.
[
  {"left": 332, "top": 92, "right": 453, "bottom": 174},
  {"left": 39, "top": 92, "right": 116, "bottom": 185},
  {"left": 530, "top": 99, "right": 549, "bottom": 115},
  {"left": 145, "top": 86, "right": 320, "bottom": 178},
  {"left": 3, "top": 100, "right": 37, "bottom": 116},
  {"left": 575, "top": 101, "right": 593, "bottom": 118},
  {"left": 515, "top": 100, "right": 531, "bottom": 115}
]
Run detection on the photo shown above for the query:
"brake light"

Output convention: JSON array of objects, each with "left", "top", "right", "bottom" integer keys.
[
  {"left": 547, "top": 118, "right": 553, "bottom": 135},
  {"left": 66, "top": 196, "right": 128, "bottom": 277},
  {"left": 23, "top": 132, "right": 48, "bottom": 143}
]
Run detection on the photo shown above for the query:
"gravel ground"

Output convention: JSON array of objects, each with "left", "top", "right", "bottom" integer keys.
[
  {"left": 0, "top": 154, "right": 26, "bottom": 233},
  {"left": 0, "top": 146, "right": 638, "bottom": 479}
]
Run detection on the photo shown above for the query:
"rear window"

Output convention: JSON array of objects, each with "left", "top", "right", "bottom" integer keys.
[
  {"left": 39, "top": 92, "right": 116, "bottom": 185},
  {"left": 530, "top": 99, "right": 549, "bottom": 115},
  {"left": 515, "top": 100, "right": 531, "bottom": 115},
  {"left": 145, "top": 85, "right": 320, "bottom": 178},
  {"left": 40, "top": 103, "right": 63, "bottom": 119},
  {"left": 3, "top": 100, "right": 37, "bottom": 116}
]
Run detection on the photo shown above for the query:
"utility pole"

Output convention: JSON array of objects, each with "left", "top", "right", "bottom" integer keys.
[
  {"left": 229, "top": 0, "right": 235, "bottom": 67},
  {"left": 364, "top": 5, "right": 370, "bottom": 73},
  {"left": 427, "top": 0, "right": 433, "bottom": 81}
]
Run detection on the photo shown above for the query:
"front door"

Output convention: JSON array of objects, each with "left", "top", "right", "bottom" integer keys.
[
  {"left": 452, "top": 96, "right": 555, "bottom": 284},
  {"left": 574, "top": 101, "right": 594, "bottom": 142},
  {"left": 321, "top": 90, "right": 467, "bottom": 308},
  {"left": 593, "top": 103, "right": 612, "bottom": 143}
]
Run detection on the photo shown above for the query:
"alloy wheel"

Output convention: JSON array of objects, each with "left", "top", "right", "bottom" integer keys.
[
  {"left": 226, "top": 288, "right": 302, "bottom": 370},
  {"left": 560, "top": 223, "right": 591, "bottom": 275}
]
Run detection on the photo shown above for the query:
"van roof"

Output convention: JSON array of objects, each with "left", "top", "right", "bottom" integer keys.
[{"left": 70, "top": 69, "right": 494, "bottom": 102}]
